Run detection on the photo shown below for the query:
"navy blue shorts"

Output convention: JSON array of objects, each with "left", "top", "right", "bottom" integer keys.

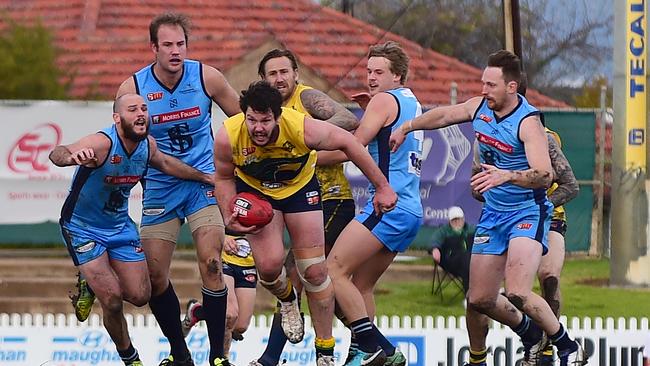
[
  {"left": 223, "top": 261, "right": 258, "bottom": 289},
  {"left": 235, "top": 176, "right": 322, "bottom": 213}
]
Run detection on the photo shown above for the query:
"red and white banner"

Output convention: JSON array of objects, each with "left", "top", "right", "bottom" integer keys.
[{"left": 0, "top": 100, "right": 227, "bottom": 225}]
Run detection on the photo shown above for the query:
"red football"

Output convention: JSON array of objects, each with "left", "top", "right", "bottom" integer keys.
[{"left": 230, "top": 192, "right": 274, "bottom": 227}]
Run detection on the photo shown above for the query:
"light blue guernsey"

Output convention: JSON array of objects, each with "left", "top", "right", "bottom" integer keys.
[
  {"left": 472, "top": 94, "right": 548, "bottom": 211},
  {"left": 368, "top": 87, "right": 423, "bottom": 217},
  {"left": 60, "top": 125, "right": 149, "bottom": 233},
  {"left": 133, "top": 59, "right": 213, "bottom": 189}
]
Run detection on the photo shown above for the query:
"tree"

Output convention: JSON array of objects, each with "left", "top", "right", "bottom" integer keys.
[
  {"left": 573, "top": 76, "right": 612, "bottom": 108},
  {"left": 321, "top": 0, "right": 612, "bottom": 104},
  {"left": 0, "top": 17, "right": 69, "bottom": 99}
]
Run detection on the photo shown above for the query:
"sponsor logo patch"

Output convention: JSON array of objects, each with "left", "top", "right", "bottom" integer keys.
[
  {"left": 242, "top": 146, "right": 256, "bottom": 156},
  {"left": 517, "top": 222, "right": 533, "bottom": 230},
  {"left": 142, "top": 208, "right": 165, "bottom": 216},
  {"left": 473, "top": 235, "right": 490, "bottom": 244},
  {"left": 479, "top": 113, "right": 493, "bottom": 122},
  {"left": 109, "top": 154, "right": 122, "bottom": 164},
  {"left": 104, "top": 175, "right": 140, "bottom": 184},
  {"left": 306, "top": 190, "right": 320, "bottom": 205},
  {"left": 261, "top": 182, "right": 283, "bottom": 189},
  {"left": 244, "top": 274, "right": 257, "bottom": 283},
  {"left": 151, "top": 106, "right": 201, "bottom": 124},
  {"left": 408, "top": 151, "right": 422, "bottom": 176},
  {"left": 76, "top": 241, "right": 96, "bottom": 253},
  {"left": 476, "top": 132, "right": 514, "bottom": 154},
  {"left": 147, "top": 92, "right": 164, "bottom": 101}
]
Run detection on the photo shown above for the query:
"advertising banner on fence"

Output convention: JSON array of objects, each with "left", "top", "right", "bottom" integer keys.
[
  {"left": 0, "top": 315, "right": 647, "bottom": 366},
  {"left": 1, "top": 101, "right": 481, "bottom": 226}
]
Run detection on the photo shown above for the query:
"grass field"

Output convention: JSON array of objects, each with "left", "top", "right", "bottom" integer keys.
[{"left": 372, "top": 257, "right": 650, "bottom": 319}]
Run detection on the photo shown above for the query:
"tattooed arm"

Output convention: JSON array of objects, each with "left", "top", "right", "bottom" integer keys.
[
  {"left": 471, "top": 140, "right": 485, "bottom": 202},
  {"left": 547, "top": 133, "right": 579, "bottom": 207},
  {"left": 300, "top": 88, "right": 359, "bottom": 131}
]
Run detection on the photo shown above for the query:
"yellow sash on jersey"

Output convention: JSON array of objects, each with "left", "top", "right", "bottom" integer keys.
[
  {"left": 546, "top": 128, "right": 566, "bottom": 221},
  {"left": 285, "top": 84, "right": 353, "bottom": 201},
  {"left": 224, "top": 107, "right": 316, "bottom": 200}
]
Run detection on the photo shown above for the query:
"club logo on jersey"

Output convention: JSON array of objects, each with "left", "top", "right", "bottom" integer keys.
[
  {"left": 109, "top": 154, "right": 122, "bottom": 164},
  {"left": 476, "top": 132, "right": 513, "bottom": 154},
  {"left": 306, "top": 190, "right": 320, "bottom": 205},
  {"left": 242, "top": 146, "right": 256, "bottom": 156},
  {"left": 408, "top": 152, "right": 422, "bottom": 176},
  {"left": 147, "top": 92, "right": 164, "bottom": 101},
  {"left": 517, "top": 222, "right": 533, "bottom": 230},
  {"left": 180, "top": 82, "right": 197, "bottom": 94},
  {"left": 282, "top": 141, "right": 295, "bottom": 152},
  {"left": 151, "top": 106, "right": 201, "bottom": 124},
  {"left": 170, "top": 98, "right": 178, "bottom": 108},
  {"left": 479, "top": 113, "right": 493, "bottom": 123}
]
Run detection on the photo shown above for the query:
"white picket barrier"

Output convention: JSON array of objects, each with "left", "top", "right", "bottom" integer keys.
[{"left": 0, "top": 313, "right": 647, "bottom": 365}]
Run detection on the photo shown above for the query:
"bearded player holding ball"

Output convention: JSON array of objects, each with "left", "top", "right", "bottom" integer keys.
[{"left": 213, "top": 81, "right": 396, "bottom": 366}]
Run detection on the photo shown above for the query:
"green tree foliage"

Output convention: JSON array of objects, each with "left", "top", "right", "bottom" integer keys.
[
  {"left": 0, "top": 18, "right": 68, "bottom": 99},
  {"left": 574, "top": 76, "right": 612, "bottom": 108}
]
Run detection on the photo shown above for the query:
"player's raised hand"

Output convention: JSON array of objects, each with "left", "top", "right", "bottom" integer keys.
[
  {"left": 470, "top": 163, "right": 511, "bottom": 193},
  {"left": 70, "top": 148, "right": 98, "bottom": 167}
]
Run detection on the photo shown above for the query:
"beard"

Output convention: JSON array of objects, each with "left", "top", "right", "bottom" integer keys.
[{"left": 121, "top": 116, "right": 149, "bottom": 142}]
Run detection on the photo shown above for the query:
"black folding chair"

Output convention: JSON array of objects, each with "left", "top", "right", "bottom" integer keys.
[{"left": 431, "top": 260, "right": 465, "bottom": 304}]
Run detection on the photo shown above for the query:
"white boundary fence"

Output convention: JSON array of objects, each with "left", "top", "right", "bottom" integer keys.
[{"left": 0, "top": 314, "right": 647, "bottom": 366}]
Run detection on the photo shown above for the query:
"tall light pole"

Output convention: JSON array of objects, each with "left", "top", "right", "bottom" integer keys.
[{"left": 611, "top": 0, "right": 650, "bottom": 286}]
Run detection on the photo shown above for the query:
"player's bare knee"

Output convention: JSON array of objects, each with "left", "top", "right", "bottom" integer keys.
[
  {"left": 505, "top": 292, "right": 527, "bottom": 310},
  {"left": 542, "top": 276, "right": 559, "bottom": 295},
  {"left": 127, "top": 293, "right": 149, "bottom": 307},
  {"left": 101, "top": 293, "right": 124, "bottom": 315},
  {"left": 204, "top": 256, "right": 222, "bottom": 276},
  {"left": 326, "top": 256, "right": 345, "bottom": 280},
  {"left": 468, "top": 298, "right": 497, "bottom": 313}
]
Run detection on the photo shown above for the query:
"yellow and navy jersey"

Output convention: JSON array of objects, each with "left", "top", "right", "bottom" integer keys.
[
  {"left": 285, "top": 84, "right": 353, "bottom": 201},
  {"left": 224, "top": 107, "right": 316, "bottom": 200},
  {"left": 545, "top": 128, "right": 566, "bottom": 222},
  {"left": 222, "top": 236, "right": 255, "bottom": 267}
]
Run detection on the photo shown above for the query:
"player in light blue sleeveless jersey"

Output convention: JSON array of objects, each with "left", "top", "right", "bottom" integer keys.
[
  {"left": 116, "top": 13, "right": 241, "bottom": 366},
  {"left": 319, "top": 41, "right": 422, "bottom": 366},
  {"left": 390, "top": 50, "right": 586, "bottom": 366},
  {"left": 51, "top": 94, "right": 212, "bottom": 366}
]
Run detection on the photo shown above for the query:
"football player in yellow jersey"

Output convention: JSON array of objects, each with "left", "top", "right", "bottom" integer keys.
[
  {"left": 536, "top": 128, "right": 579, "bottom": 365},
  {"left": 180, "top": 234, "right": 257, "bottom": 358},
  {"left": 213, "top": 81, "right": 397, "bottom": 366},
  {"left": 247, "top": 48, "right": 360, "bottom": 366}
]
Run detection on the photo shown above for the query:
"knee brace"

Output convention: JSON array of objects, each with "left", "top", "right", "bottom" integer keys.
[{"left": 294, "top": 252, "right": 332, "bottom": 297}]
